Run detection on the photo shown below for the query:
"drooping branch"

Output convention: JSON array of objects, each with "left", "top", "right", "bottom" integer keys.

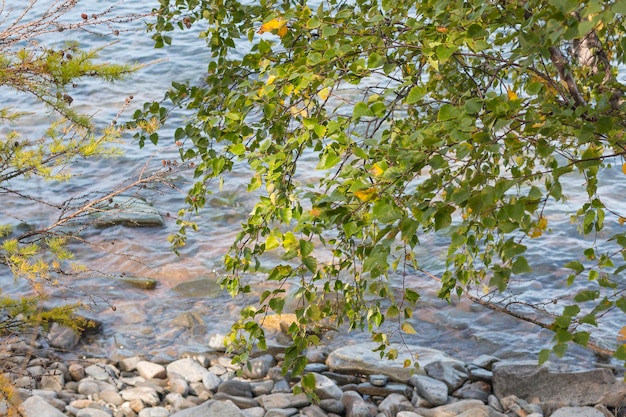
[{"left": 548, "top": 46, "right": 586, "bottom": 108}]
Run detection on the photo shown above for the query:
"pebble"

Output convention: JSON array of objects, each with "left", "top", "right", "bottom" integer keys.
[{"left": 7, "top": 336, "right": 623, "bottom": 417}]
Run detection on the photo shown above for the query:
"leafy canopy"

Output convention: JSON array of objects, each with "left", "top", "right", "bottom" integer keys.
[{"left": 142, "top": 0, "right": 626, "bottom": 369}]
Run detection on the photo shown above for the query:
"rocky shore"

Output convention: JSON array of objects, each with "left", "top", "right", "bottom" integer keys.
[{"left": 2, "top": 323, "right": 625, "bottom": 417}]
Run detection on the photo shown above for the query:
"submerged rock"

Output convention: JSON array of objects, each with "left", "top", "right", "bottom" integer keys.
[
  {"left": 117, "top": 276, "right": 158, "bottom": 289},
  {"left": 92, "top": 196, "right": 163, "bottom": 227}
]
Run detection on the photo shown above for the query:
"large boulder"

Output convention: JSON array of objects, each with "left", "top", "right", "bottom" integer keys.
[
  {"left": 492, "top": 361, "right": 626, "bottom": 407},
  {"left": 326, "top": 342, "right": 464, "bottom": 383}
]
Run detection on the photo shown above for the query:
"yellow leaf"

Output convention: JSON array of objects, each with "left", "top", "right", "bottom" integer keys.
[
  {"left": 371, "top": 162, "right": 384, "bottom": 177},
  {"left": 507, "top": 88, "right": 518, "bottom": 101},
  {"left": 461, "top": 207, "right": 473, "bottom": 220},
  {"left": 317, "top": 87, "right": 330, "bottom": 101},
  {"left": 309, "top": 207, "right": 322, "bottom": 217},
  {"left": 258, "top": 18, "right": 287, "bottom": 34},
  {"left": 401, "top": 322, "right": 417, "bottom": 334},
  {"left": 354, "top": 187, "right": 377, "bottom": 202},
  {"left": 266, "top": 75, "right": 277, "bottom": 85},
  {"left": 619, "top": 326, "right": 626, "bottom": 341},
  {"left": 277, "top": 25, "right": 288, "bottom": 38},
  {"left": 622, "top": 163, "right": 626, "bottom": 175},
  {"left": 619, "top": 217, "right": 626, "bottom": 225},
  {"left": 537, "top": 216, "right": 548, "bottom": 229}
]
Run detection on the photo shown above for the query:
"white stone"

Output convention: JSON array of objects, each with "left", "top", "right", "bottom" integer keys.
[
  {"left": 139, "top": 406, "right": 171, "bottom": 417},
  {"left": 120, "top": 386, "right": 160, "bottom": 406},
  {"left": 550, "top": 407, "right": 605, "bottom": 417},
  {"left": 326, "top": 342, "right": 464, "bottom": 383},
  {"left": 166, "top": 358, "right": 209, "bottom": 382},
  {"left": 137, "top": 361, "right": 167, "bottom": 379}
]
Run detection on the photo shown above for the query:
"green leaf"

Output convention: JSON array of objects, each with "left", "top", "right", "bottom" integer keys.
[
  {"left": 467, "top": 23, "right": 488, "bottom": 39},
  {"left": 299, "top": 240, "right": 314, "bottom": 257},
  {"left": 574, "top": 290, "right": 600, "bottom": 303},
  {"left": 614, "top": 344, "right": 626, "bottom": 361},
  {"left": 511, "top": 256, "right": 531, "bottom": 274},
  {"left": 437, "top": 104, "right": 457, "bottom": 121},
  {"left": 564, "top": 261, "right": 584, "bottom": 274},
  {"left": 353, "top": 102, "right": 374, "bottom": 118},
  {"left": 269, "top": 297, "right": 285, "bottom": 313},
  {"left": 302, "top": 256, "right": 317, "bottom": 273},
  {"left": 538, "top": 349, "right": 551, "bottom": 365},
  {"left": 368, "top": 52, "right": 385, "bottom": 68},
  {"left": 229, "top": 143, "right": 246, "bottom": 156},
  {"left": 406, "top": 86, "right": 425, "bottom": 104}
]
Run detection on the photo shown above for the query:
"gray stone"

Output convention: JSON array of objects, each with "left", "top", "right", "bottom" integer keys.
[
  {"left": 487, "top": 395, "right": 503, "bottom": 412},
  {"left": 264, "top": 408, "right": 298, "bottom": 417},
  {"left": 201, "top": 371, "right": 221, "bottom": 392},
  {"left": 78, "top": 379, "right": 100, "bottom": 395},
  {"left": 471, "top": 355, "right": 500, "bottom": 370},
  {"left": 120, "top": 386, "right": 160, "bottom": 406},
  {"left": 492, "top": 361, "right": 626, "bottom": 407},
  {"left": 241, "top": 354, "right": 275, "bottom": 379},
  {"left": 415, "top": 399, "right": 485, "bottom": 417},
  {"left": 242, "top": 407, "right": 266, "bottom": 417},
  {"left": 468, "top": 366, "right": 493, "bottom": 383},
  {"left": 455, "top": 406, "right": 508, "bottom": 417},
  {"left": 85, "top": 364, "right": 114, "bottom": 381},
  {"left": 218, "top": 379, "right": 253, "bottom": 397},
  {"left": 357, "top": 382, "right": 407, "bottom": 397},
  {"left": 304, "top": 363, "right": 329, "bottom": 374},
  {"left": 409, "top": 375, "right": 448, "bottom": 406},
  {"left": 370, "top": 374, "right": 389, "bottom": 387},
  {"left": 138, "top": 407, "right": 171, "bottom": 417},
  {"left": 425, "top": 361, "right": 468, "bottom": 392},
  {"left": 213, "top": 392, "right": 260, "bottom": 409},
  {"left": 137, "top": 361, "right": 167, "bottom": 379},
  {"left": 257, "top": 393, "right": 310, "bottom": 409},
  {"left": 169, "top": 375, "right": 190, "bottom": 396},
  {"left": 170, "top": 399, "right": 245, "bottom": 417},
  {"left": 319, "top": 399, "right": 345, "bottom": 414},
  {"left": 551, "top": 407, "right": 605, "bottom": 417},
  {"left": 327, "top": 342, "right": 463, "bottom": 383},
  {"left": 69, "top": 363, "right": 86, "bottom": 381},
  {"left": 378, "top": 393, "right": 413, "bottom": 417},
  {"left": 271, "top": 378, "right": 291, "bottom": 393},
  {"left": 301, "top": 404, "right": 328, "bottom": 417},
  {"left": 341, "top": 391, "right": 377, "bottom": 417},
  {"left": 76, "top": 409, "right": 113, "bottom": 417},
  {"left": 119, "top": 356, "right": 142, "bottom": 372},
  {"left": 166, "top": 358, "right": 209, "bottom": 383},
  {"left": 20, "top": 395, "right": 67, "bottom": 417},
  {"left": 99, "top": 390, "right": 124, "bottom": 406},
  {"left": 310, "top": 372, "right": 343, "bottom": 400},
  {"left": 48, "top": 323, "right": 80, "bottom": 350},
  {"left": 250, "top": 379, "right": 274, "bottom": 396},
  {"left": 397, "top": 413, "right": 422, "bottom": 417},
  {"left": 39, "top": 369, "right": 64, "bottom": 392},
  {"left": 305, "top": 346, "right": 330, "bottom": 363}
]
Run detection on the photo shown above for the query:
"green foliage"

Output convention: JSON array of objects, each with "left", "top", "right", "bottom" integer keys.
[
  {"left": 144, "top": 0, "right": 626, "bottom": 368},
  {"left": 0, "top": 0, "right": 145, "bottom": 367}
]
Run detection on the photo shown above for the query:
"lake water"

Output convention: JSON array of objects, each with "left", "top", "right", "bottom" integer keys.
[{"left": 0, "top": 1, "right": 623, "bottom": 371}]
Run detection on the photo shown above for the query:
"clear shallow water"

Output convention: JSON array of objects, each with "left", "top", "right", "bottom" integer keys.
[{"left": 0, "top": 1, "right": 623, "bottom": 371}]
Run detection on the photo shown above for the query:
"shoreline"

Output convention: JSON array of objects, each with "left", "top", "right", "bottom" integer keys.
[{"left": 2, "top": 324, "right": 625, "bottom": 417}]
